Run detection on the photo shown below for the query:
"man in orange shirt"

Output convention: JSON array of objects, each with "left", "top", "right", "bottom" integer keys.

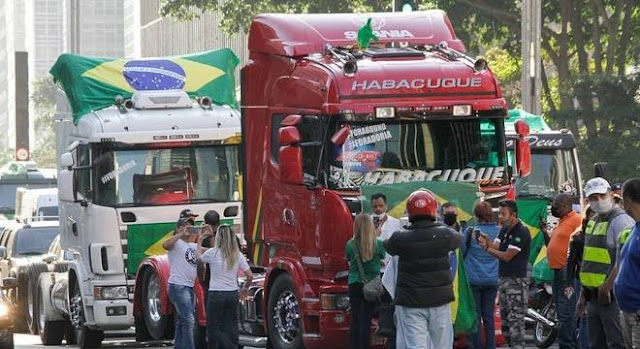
[{"left": 543, "top": 193, "right": 583, "bottom": 349}]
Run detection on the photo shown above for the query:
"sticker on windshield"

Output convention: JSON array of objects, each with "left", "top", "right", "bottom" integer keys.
[
  {"left": 331, "top": 166, "right": 505, "bottom": 187},
  {"left": 101, "top": 160, "right": 138, "bottom": 184},
  {"left": 337, "top": 148, "right": 382, "bottom": 172},
  {"left": 347, "top": 124, "right": 392, "bottom": 148}
]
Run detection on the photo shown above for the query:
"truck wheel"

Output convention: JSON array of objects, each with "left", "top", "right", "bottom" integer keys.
[
  {"left": 15, "top": 268, "right": 29, "bottom": 333},
  {"left": 0, "top": 328, "right": 13, "bottom": 348},
  {"left": 142, "top": 269, "right": 173, "bottom": 340},
  {"left": 27, "top": 262, "right": 49, "bottom": 334},
  {"left": 266, "top": 274, "right": 303, "bottom": 349},
  {"left": 70, "top": 279, "right": 104, "bottom": 348},
  {"left": 37, "top": 282, "right": 66, "bottom": 345}
]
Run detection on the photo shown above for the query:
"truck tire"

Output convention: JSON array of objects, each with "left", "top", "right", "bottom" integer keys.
[
  {"left": 37, "top": 282, "right": 66, "bottom": 345},
  {"left": 266, "top": 274, "right": 303, "bottom": 349},
  {"left": 27, "top": 262, "right": 50, "bottom": 334},
  {"left": 142, "top": 269, "right": 173, "bottom": 340},
  {"left": 15, "top": 267, "right": 29, "bottom": 333},
  {"left": 69, "top": 278, "right": 104, "bottom": 348}
]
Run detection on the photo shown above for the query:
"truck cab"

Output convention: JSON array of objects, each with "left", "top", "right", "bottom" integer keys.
[
  {"left": 55, "top": 90, "right": 242, "bottom": 346},
  {"left": 241, "top": 11, "right": 527, "bottom": 349}
]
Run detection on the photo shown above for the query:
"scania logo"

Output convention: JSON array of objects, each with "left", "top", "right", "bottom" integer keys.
[
  {"left": 414, "top": 199, "right": 427, "bottom": 208},
  {"left": 350, "top": 17, "right": 386, "bottom": 30}
]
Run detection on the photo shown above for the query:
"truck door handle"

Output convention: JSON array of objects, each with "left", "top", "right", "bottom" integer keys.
[{"left": 282, "top": 208, "right": 295, "bottom": 226}]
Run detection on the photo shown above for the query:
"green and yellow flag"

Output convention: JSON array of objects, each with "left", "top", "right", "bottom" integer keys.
[
  {"left": 49, "top": 48, "right": 240, "bottom": 124},
  {"left": 516, "top": 198, "right": 549, "bottom": 264},
  {"left": 361, "top": 181, "right": 478, "bottom": 334}
]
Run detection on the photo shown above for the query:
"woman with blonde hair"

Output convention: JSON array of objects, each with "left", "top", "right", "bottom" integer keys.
[
  {"left": 197, "top": 225, "right": 253, "bottom": 349},
  {"left": 345, "top": 213, "right": 386, "bottom": 349}
]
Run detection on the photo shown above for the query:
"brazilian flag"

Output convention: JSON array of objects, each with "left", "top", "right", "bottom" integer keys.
[
  {"left": 516, "top": 198, "right": 549, "bottom": 264},
  {"left": 49, "top": 48, "right": 240, "bottom": 124},
  {"left": 361, "top": 181, "right": 478, "bottom": 334}
]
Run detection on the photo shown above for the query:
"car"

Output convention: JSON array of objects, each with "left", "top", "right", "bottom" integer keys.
[
  {"left": 0, "top": 247, "right": 18, "bottom": 349},
  {"left": 0, "top": 220, "right": 60, "bottom": 334}
]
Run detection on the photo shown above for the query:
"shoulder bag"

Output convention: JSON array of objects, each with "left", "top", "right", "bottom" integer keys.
[{"left": 353, "top": 241, "right": 384, "bottom": 302}]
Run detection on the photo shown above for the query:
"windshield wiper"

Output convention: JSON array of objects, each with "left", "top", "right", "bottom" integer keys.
[{"left": 18, "top": 251, "right": 44, "bottom": 256}]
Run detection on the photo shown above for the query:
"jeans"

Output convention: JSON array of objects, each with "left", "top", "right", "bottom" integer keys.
[
  {"left": 469, "top": 285, "right": 497, "bottom": 349},
  {"left": 395, "top": 303, "right": 453, "bottom": 349},
  {"left": 348, "top": 283, "right": 375, "bottom": 349},
  {"left": 553, "top": 268, "right": 577, "bottom": 349},
  {"left": 575, "top": 281, "right": 589, "bottom": 349},
  {"left": 168, "top": 283, "right": 195, "bottom": 349},
  {"left": 206, "top": 291, "right": 239, "bottom": 349}
]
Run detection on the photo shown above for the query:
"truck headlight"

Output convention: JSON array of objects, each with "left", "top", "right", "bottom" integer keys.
[
  {"left": 321, "top": 293, "right": 350, "bottom": 310},
  {"left": 94, "top": 286, "right": 128, "bottom": 300},
  {"left": 0, "top": 303, "right": 9, "bottom": 318}
]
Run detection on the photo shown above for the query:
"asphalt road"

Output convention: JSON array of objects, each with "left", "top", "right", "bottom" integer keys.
[{"left": 14, "top": 332, "right": 558, "bottom": 349}]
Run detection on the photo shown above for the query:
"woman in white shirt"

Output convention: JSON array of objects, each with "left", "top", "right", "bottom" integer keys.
[{"left": 197, "top": 225, "right": 253, "bottom": 349}]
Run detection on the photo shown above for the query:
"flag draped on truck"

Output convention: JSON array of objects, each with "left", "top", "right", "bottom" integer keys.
[
  {"left": 361, "top": 181, "right": 478, "bottom": 334},
  {"left": 49, "top": 48, "right": 240, "bottom": 124}
]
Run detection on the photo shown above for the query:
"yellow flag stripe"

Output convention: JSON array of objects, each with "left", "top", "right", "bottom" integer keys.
[
  {"left": 450, "top": 250, "right": 460, "bottom": 322},
  {"left": 143, "top": 231, "right": 173, "bottom": 256},
  {"left": 173, "top": 58, "right": 225, "bottom": 91},
  {"left": 82, "top": 59, "right": 134, "bottom": 92}
]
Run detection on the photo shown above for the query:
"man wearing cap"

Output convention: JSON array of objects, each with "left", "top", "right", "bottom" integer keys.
[
  {"left": 577, "top": 178, "right": 634, "bottom": 349},
  {"left": 162, "top": 209, "right": 201, "bottom": 349}
]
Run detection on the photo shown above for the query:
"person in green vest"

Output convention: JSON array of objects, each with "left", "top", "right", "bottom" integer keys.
[{"left": 577, "top": 177, "right": 635, "bottom": 349}]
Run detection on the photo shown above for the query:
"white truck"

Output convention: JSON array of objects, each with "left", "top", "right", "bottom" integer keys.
[
  {"left": 46, "top": 49, "right": 243, "bottom": 347},
  {"left": 14, "top": 187, "right": 58, "bottom": 222}
]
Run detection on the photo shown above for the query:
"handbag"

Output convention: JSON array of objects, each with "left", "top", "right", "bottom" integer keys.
[{"left": 354, "top": 241, "right": 384, "bottom": 302}]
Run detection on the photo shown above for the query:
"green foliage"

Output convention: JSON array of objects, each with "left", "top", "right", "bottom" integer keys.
[{"left": 30, "top": 77, "right": 58, "bottom": 168}]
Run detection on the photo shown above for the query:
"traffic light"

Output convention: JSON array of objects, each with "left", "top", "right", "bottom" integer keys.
[{"left": 394, "top": 0, "right": 414, "bottom": 12}]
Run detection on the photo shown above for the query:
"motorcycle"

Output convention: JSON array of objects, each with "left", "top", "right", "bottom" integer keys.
[{"left": 526, "top": 282, "right": 558, "bottom": 348}]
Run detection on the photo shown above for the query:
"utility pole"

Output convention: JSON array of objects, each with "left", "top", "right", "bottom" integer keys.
[{"left": 521, "top": 0, "right": 542, "bottom": 115}]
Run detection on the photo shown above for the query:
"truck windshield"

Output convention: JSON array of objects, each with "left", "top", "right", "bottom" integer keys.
[
  {"left": 515, "top": 149, "right": 579, "bottom": 199},
  {"left": 14, "top": 227, "right": 59, "bottom": 256},
  {"left": 329, "top": 118, "right": 507, "bottom": 189},
  {"left": 93, "top": 145, "right": 241, "bottom": 207}
]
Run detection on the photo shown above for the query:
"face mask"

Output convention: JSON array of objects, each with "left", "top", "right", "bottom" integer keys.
[
  {"left": 371, "top": 213, "right": 385, "bottom": 219},
  {"left": 591, "top": 198, "right": 613, "bottom": 214},
  {"left": 444, "top": 213, "right": 458, "bottom": 226}
]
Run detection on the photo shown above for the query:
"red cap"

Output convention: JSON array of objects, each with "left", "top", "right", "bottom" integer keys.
[{"left": 406, "top": 189, "right": 438, "bottom": 220}]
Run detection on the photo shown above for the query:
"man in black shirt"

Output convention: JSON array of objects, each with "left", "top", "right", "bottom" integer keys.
[{"left": 478, "top": 200, "right": 530, "bottom": 349}]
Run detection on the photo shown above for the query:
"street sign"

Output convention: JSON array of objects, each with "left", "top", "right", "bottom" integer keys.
[{"left": 16, "top": 147, "right": 29, "bottom": 161}]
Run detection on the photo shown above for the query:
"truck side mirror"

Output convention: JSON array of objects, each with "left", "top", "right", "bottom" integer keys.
[
  {"left": 514, "top": 120, "right": 532, "bottom": 177},
  {"left": 278, "top": 126, "right": 303, "bottom": 185},
  {"left": 58, "top": 169, "right": 76, "bottom": 202},
  {"left": 0, "top": 247, "right": 6, "bottom": 260},
  {"left": 60, "top": 152, "right": 74, "bottom": 168},
  {"left": 331, "top": 125, "right": 350, "bottom": 146}
]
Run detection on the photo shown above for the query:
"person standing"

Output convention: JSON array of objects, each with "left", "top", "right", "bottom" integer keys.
[
  {"left": 461, "top": 201, "right": 500, "bottom": 349},
  {"left": 197, "top": 225, "right": 253, "bottom": 349},
  {"left": 345, "top": 213, "right": 386, "bottom": 349},
  {"left": 371, "top": 193, "right": 403, "bottom": 270},
  {"left": 478, "top": 200, "right": 530, "bottom": 349},
  {"left": 385, "top": 189, "right": 461, "bottom": 349},
  {"left": 163, "top": 209, "right": 200, "bottom": 349},
  {"left": 198, "top": 210, "right": 221, "bottom": 291},
  {"left": 615, "top": 178, "right": 640, "bottom": 349},
  {"left": 577, "top": 177, "right": 633, "bottom": 349},
  {"left": 543, "top": 193, "right": 583, "bottom": 349},
  {"left": 441, "top": 202, "right": 461, "bottom": 232}
]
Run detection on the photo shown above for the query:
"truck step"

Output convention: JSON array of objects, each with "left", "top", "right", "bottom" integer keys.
[{"left": 239, "top": 334, "right": 268, "bottom": 347}]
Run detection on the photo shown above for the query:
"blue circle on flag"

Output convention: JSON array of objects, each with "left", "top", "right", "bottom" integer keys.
[{"left": 123, "top": 60, "right": 186, "bottom": 91}]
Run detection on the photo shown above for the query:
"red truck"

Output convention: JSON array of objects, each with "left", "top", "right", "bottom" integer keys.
[{"left": 133, "top": 10, "right": 532, "bottom": 349}]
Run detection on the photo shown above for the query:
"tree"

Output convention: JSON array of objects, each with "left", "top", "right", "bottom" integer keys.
[{"left": 30, "top": 77, "right": 58, "bottom": 168}]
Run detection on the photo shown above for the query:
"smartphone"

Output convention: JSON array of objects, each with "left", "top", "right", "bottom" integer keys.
[
  {"left": 473, "top": 228, "right": 481, "bottom": 241},
  {"left": 373, "top": 216, "right": 380, "bottom": 228},
  {"left": 187, "top": 225, "right": 202, "bottom": 235}
]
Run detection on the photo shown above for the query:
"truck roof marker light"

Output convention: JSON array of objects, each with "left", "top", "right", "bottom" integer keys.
[
  {"left": 452, "top": 105, "right": 472, "bottom": 116},
  {"left": 375, "top": 107, "right": 395, "bottom": 119}
]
